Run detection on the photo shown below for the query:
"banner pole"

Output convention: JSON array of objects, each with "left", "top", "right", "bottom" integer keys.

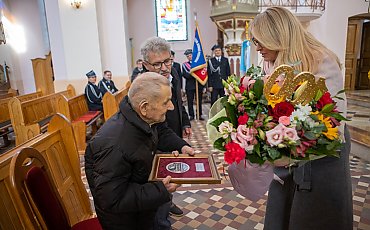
[{"left": 194, "top": 10, "right": 200, "bottom": 120}]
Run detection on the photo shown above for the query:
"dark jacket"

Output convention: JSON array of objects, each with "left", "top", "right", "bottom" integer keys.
[
  {"left": 84, "top": 82, "right": 103, "bottom": 111},
  {"left": 166, "top": 68, "right": 191, "bottom": 138},
  {"left": 207, "top": 56, "right": 231, "bottom": 89},
  {"left": 85, "top": 96, "right": 189, "bottom": 230},
  {"left": 172, "top": 62, "right": 182, "bottom": 87},
  {"left": 98, "top": 78, "right": 118, "bottom": 96},
  {"left": 182, "top": 61, "right": 204, "bottom": 91},
  {"left": 131, "top": 67, "right": 146, "bottom": 82}
]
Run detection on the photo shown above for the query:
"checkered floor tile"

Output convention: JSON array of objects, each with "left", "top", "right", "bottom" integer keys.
[{"left": 80, "top": 102, "right": 370, "bottom": 230}]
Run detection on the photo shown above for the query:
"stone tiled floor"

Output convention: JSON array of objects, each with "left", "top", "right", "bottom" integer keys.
[{"left": 80, "top": 100, "right": 370, "bottom": 230}]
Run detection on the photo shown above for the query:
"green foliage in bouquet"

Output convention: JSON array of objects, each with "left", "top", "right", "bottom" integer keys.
[{"left": 208, "top": 65, "right": 348, "bottom": 165}]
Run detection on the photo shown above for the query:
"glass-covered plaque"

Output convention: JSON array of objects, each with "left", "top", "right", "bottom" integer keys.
[{"left": 149, "top": 154, "right": 221, "bottom": 184}]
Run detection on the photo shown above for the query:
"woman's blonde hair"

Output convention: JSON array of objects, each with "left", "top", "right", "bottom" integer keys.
[{"left": 250, "top": 6, "right": 340, "bottom": 73}]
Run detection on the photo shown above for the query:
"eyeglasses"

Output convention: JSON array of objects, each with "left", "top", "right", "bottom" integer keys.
[
  {"left": 251, "top": 37, "right": 263, "bottom": 48},
  {"left": 145, "top": 57, "right": 173, "bottom": 70}
]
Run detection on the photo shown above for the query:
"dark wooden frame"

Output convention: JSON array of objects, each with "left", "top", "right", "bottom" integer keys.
[{"left": 149, "top": 154, "right": 221, "bottom": 184}]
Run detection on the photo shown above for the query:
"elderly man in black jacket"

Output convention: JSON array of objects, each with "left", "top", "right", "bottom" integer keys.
[
  {"left": 140, "top": 36, "right": 192, "bottom": 227},
  {"left": 85, "top": 73, "right": 194, "bottom": 230}
]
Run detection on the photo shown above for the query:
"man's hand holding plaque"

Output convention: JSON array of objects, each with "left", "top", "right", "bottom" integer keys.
[
  {"left": 171, "top": 146, "right": 195, "bottom": 157},
  {"left": 162, "top": 176, "right": 179, "bottom": 193}
]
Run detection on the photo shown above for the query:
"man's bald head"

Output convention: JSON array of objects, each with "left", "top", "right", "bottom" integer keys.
[{"left": 128, "top": 72, "right": 170, "bottom": 110}]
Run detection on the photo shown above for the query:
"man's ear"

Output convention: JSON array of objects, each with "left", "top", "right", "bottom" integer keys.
[
  {"left": 138, "top": 100, "right": 149, "bottom": 117},
  {"left": 142, "top": 62, "right": 150, "bottom": 71}
]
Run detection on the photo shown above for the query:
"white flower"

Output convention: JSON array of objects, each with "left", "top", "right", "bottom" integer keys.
[
  {"left": 290, "top": 104, "right": 312, "bottom": 122},
  {"left": 305, "top": 116, "right": 317, "bottom": 128},
  {"left": 297, "top": 104, "right": 312, "bottom": 115},
  {"left": 218, "top": 121, "right": 234, "bottom": 138}
]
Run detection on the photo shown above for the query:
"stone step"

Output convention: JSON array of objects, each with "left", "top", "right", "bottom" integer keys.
[
  {"left": 347, "top": 90, "right": 370, "bottom": 108},
  {"left": 348, "top": 123, "right": 370, "bottom": 162}
]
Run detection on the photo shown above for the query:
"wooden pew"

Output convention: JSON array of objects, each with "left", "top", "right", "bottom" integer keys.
[
  {"left": 102, "top": 81, "right": 131, "bottom": 121},
  {"left": 0, "top": 91, "right": 43, "bottom": 130},
  {"left": 0, "top": 114, "right": 94, "bottom": 229},
  {"left": 0, "top": 88, "right": 17, "bottom": 100},
  {"left": 8, "top": 86, "right": 76, "bottom": 146},
  {"left": 56, "top": 94, "right": 102, "bottom": 153},
  {"left": 1, "top": 91, "right": 42, "bottom": 147}
]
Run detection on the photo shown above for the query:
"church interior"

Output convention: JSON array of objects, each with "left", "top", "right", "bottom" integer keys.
[{"left": 0, "top": 0, "right": 370, "bottom": 229}]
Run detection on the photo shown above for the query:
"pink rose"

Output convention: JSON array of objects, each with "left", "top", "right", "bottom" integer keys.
[
  {"left": 254, "top": 113, "right": 266, "bottom": 128},
  {"left": 241, "top": 76, "right": 256, "bottom": 92},
  {"left": 266, "top": 124, "right": 285, "bottom": 146},
  {"left": 283, "top": 127, "right": 299, "bottom": 141},
  {"left": 231, "top": 125, "right": 258, "bottom": 151},
  {"left": 237, "top": 104, "right": 246, "bottom": 113},
  {"left": 234, "top": 93, "right": 245, "bottom": 101},
  {"left": 278, "top": 116, "right": 290, "bottom": 126}
]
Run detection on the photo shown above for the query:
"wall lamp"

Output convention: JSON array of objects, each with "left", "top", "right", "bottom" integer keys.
[{"left": 70, "top": 1, "right": 82, "bottom": 9}]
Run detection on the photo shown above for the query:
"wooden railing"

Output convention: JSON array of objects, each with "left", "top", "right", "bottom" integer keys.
[{"left": 259, "top": 0, "right": 326, "bottom": 11}]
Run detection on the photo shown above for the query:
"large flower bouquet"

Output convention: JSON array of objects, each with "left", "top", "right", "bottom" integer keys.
[{"left": 208, "top": 65, "right": 348, "bottom": 166}]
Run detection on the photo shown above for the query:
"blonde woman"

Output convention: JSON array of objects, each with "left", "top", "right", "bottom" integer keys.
[{"left": 250, "top": 7, "right": 352, "bottom": 230}]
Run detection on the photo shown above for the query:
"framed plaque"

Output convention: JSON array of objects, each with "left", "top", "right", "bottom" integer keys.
[{"left": 149, "top": 154, "right": 221, "bottom": 184}]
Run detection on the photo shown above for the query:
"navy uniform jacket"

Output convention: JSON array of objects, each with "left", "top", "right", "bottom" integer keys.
[
  {"left": 98, "top": 78, "right": 118, "bottom": 96},
  {"left": 130, "top": 67, "right": 146, "bottom": 82},
  {"left": 85, "top": 82, "right": 103, "bottom": 111},
  {"left": 207, "top": 56, "right": 231, "bottom": 89}
]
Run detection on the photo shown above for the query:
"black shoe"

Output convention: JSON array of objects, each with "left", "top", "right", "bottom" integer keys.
[
  {"left": 199, "top": 117, "right": 205, "bottom": 120},
  {"left": 169, "top": 204, "right": 184, "bottom": 217},
  {"left": 189, "top": 116, "right": 194, "bottom": 121}
]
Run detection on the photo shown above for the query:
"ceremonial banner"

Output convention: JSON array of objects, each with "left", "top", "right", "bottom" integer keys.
[{"left": 190, "top": 24, "right": 208, "bottom": 86}]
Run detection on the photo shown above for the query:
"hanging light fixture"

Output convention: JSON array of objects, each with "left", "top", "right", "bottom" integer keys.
[{"left": 70, "top": 0, "right": 82, "bottom": 9}]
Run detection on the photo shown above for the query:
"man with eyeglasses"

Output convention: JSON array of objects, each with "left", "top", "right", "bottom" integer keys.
[{"left": 140, "top": 36, "right": 192, "bottom": 229}]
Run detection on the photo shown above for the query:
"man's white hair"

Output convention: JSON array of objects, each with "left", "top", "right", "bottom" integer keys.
[
  {"left": 140, "top": 37, "right": 171, "bottom": 62},
  {"left": 128, "top": 72, "right": 170, "bottom": 109}
]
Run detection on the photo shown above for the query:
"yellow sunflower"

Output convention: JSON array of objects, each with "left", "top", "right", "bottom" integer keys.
[
  {"left": 312, "top": 111, "right": 338, "bottom": 140},
  {"left": 268, "top": 83, "right": 284, "bottom": 108}
]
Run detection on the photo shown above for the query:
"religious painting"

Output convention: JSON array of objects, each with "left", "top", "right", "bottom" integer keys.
[
  {"left": 149, "top": 154, "right": 221, "bottom": 184},
  {"left": 155, "top": 0, "right": 188, "bottom": 41}
]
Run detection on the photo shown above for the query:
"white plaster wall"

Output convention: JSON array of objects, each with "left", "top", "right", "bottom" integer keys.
[
  {"left": 127, "top": 0, "right": 156, "bottom": 66},
  {"left": 44, "top": 0, "right": 67, "bottom": 84},
  {"left": 96, "top": 0, "right": 130, "bottom": 78},
  {"left": 57, "top": 0, "right": 102, "bottom": 81},
  {"left": 3, "top": 0, "right": 46, "bottom": 93},
  {"left": 308, "top": 0, "right": 368, "bottom": 70},
  {"left": 127, "top": 0, "right": 217, "bottom": 70},
  {"left": 44, "top": 0, "right": 103, "bottom": 94}
]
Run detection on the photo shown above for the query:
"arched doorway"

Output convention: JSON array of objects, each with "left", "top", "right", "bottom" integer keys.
[{"left": 345, "top": 13, "right": 370, "bottom": 90}]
